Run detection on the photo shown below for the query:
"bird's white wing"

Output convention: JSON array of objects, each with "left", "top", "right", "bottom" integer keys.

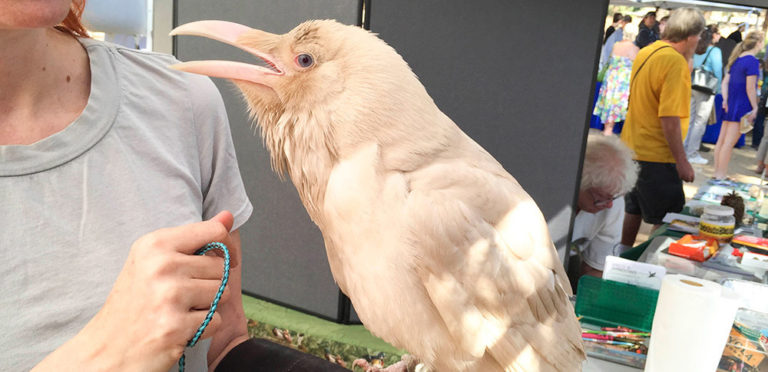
[{"left": 405, "top": 156, "right": 584, "bottom": 371}]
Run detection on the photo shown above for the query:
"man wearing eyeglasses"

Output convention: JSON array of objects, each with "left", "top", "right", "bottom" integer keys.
[{"left": 571, "top": 132, "right": 639, "bottom": 277}]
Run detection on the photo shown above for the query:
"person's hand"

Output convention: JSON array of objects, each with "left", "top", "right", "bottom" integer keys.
[
  {"left": 722, "top": 101, "right": 729, "bottom": 113},
  {"left": 748, "top": 110, "right": 757, "bottom": 123},
  {"left": 676, "top": 159, "right": 695, "bottom": 182},
  {"left": 33, "top": 211, "right": 237, "bottom": 372}
]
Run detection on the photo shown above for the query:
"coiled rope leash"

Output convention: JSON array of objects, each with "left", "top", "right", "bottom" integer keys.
[{"left": 178, "top": 242, "right": 230, "bottom": 372}]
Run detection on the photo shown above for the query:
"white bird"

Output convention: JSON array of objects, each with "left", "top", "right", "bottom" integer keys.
[{"left": 171, "top": 19, "right": 584, "bottom": 371}]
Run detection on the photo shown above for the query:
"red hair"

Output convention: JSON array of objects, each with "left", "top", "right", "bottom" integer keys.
[{"left": 55, "top": 0, "right": 90, "bottom": 38}]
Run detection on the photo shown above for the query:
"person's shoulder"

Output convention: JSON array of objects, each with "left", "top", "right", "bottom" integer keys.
[
  {"left": 79, "top": 37, "right": 179, "bottom": 66},
  {"left": 638, "top": 41, "right": 678, "bottom": 59},
  {"left": 80, "top": 38, "right": 224, "bottom": 119},
  {"left": 654, "top": 43, "right": 685, "bottom": 63},
  {"left": 82, "top": 38, "right": 218, "bottom": 94}
]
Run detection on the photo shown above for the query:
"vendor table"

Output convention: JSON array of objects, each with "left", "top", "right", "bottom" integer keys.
[{"left": 583, "top": 357, "right": 641, "bottom": 371}]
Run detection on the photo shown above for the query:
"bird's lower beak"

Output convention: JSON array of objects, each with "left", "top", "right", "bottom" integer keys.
[{"left": 169, "top": 20, "right": 284, "bottom": 84}]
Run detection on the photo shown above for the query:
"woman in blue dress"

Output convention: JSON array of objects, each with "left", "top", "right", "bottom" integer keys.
[{"left": 713, "top": 31, "right": 764, "bottom": 180}]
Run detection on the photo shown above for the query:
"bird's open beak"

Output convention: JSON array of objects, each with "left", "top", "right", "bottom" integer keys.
[{"left": 169, "top": 20, "right": 284, "bottom": 84}]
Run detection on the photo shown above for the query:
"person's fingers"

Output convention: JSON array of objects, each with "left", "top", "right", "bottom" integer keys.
[
  {"left": 178, "top": 254, "right": 228, "bottom": 280},
  {"left": 183, "top": 310, "right": 223, "bottom": 342},
  {"left": 196, "top": 312, "right": 223, "bottom": 340},
  {"left": 146, "top": 217, "right": 232, "bottom": 256},
  {"left": 185, "top": 279, "right": 231, "bottom": 311},
  {"left": 223, "top": 230, "right": 241, "bottom": 269}
]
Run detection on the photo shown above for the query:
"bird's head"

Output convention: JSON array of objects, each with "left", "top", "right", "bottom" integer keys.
[
  {"left": 172, "top": 20, "right": 351, "bottom": 112},
  {"left": 171, "top": 20, "right": 433, "bottom": 174}
]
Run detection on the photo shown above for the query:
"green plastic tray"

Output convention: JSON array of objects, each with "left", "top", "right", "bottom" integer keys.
[{"left": 575, "top": 276, "right": 660, "bottom": 332}]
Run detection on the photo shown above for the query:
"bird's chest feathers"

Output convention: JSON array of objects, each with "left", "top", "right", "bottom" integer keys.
[
  {"left": 324, "top": 143, "right": 386, "bottom": 222},
  {"left": 275, "top": 114, "right": 337, "bottom": 218},
  {"left": 322, "top": 143, "right": 409, "bottom": 264}
]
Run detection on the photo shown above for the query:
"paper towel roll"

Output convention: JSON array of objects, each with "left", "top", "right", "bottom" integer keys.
[{"left": 645, "top": 274, "right": 740, "bottom": 372}]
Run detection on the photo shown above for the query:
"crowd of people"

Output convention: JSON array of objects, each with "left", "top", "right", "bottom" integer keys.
[{"left": 574, "top": 7, "right": 768, "bottom": 279}]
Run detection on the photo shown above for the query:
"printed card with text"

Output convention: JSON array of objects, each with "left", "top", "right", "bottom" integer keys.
[{"left": 602, "top": 255, "right": 666, "bottom": 290}]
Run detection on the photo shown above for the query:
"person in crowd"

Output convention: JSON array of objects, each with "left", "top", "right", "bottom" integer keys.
[
  {"left": 635, "top": 11, "right": 660, "bottom": 49},
  {"left": 754, "top": 58, "right": 768, "bottom": 166},
  {"left": 714, "top": 31, "right": 764, "bottom": 179},
  {"left": 599, "top": 14, "right": 632, "bottom": 71},
  {"left": 751, "top": 57, "right": 767, "bottom": 149},
  {"left": 1, "top": 1, "right": 345, "bottom": 371},
  {"left": 684, "top": 25, "right": 723, "bottom": 165},
  {"left": 727, "top": 24, "right": 745, "bottom": 43},
  {"left": 716, "top": 26, "right": 738, "bottom": 75},
  {"left": 572, "top": 131, "right": 639, "bottom": 277},
  {"left": 594, "top": 24, "right": 638, "bottom": 135},
  {"left": 604, "top": 12, "right": 623, "bottom": 44},
  {"left": 658, "top": 15, "right": 670, "bottom": 35},
  {"left": 620, "top": 7, "right": 704, "bottom": 248}
]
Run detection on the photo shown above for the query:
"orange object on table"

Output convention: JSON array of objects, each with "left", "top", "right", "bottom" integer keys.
[
  {"left": 668, "top": 234, "right": 719, "bottom": 262},
  {"left": 732, "top": 235, "right": 768, "bottom": 254}
]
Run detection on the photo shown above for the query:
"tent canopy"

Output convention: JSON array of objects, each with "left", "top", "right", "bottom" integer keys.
[{"left": 609, "top": 0, "right": 762, "bottom": 13}]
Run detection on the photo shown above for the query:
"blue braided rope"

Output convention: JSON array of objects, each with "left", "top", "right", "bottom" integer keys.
[{"left": 178, "top": 242, "right": 230, "bottom": 372}]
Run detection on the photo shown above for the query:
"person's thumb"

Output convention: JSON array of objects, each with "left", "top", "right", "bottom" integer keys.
[{"left": 209, "top": 210, "right": 234, "bottom": 232}]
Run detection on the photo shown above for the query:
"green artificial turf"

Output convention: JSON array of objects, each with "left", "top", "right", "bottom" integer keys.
[{"left": 241, "top": 294, "right": 405, "bottom": 367}]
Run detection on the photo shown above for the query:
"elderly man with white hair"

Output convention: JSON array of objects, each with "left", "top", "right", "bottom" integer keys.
[{"left": 572, "top": 131, "right": 639, "bottom": 277}]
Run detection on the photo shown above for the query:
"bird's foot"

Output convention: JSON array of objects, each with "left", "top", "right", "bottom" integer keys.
[{"left": 352, "top": 355, "right": 425, "bottom": 372}]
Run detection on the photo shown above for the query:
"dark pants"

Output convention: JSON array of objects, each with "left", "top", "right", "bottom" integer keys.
[
  {"left": 216, "top": 338, "right": 350, "bottom": 372},
  {"left": 624, "top": 161, "right": 685, "bottom": 225},
  {"left": 752, "top": 91, "right": 768, "bottom": 148}
]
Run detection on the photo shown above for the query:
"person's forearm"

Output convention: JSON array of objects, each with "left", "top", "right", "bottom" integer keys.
[
  {"left": 660, "top": 116, "right": 686, "bottom": 163},
  {"left": 32, "top": 332, "right": 99, "bottom": 371},
  {"left": 747, "top": 77, "right": 759, "bottom": 110}
]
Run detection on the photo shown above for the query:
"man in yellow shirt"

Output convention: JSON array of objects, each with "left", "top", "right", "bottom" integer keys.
[{"left": 620, "top": 7, "right": 706, "bottom": 247}]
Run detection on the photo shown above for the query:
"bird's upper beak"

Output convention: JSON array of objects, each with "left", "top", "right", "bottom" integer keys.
[{"left": 169, "top": 20, "right": 284, "bottom": 85}]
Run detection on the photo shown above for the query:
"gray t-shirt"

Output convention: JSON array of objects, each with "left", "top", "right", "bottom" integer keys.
[{"left": 0, "top": 38, "right": 253, "bottom": 371}]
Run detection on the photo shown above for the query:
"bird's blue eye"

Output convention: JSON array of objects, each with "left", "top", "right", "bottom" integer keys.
[{"left": 296, "top": 54, "right": 314, "bottom": 68}]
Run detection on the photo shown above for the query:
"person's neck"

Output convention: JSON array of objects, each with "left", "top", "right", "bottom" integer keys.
[
  {"left": 663, "top": 39, "right": 694, "bottom": 61},
  {"left": 0, "top": 28, "right": 90, "bottom": 145},
  {"left": 741, "top": 47, "right": 759, "bottom": 57}
]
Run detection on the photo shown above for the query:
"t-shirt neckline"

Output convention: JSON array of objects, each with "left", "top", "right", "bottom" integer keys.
[{"left": 0, "top": 38, "right": 120, "bottom": 177}]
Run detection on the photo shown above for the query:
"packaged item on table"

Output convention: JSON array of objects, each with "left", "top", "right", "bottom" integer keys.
[
  {"left": 719, "top": 309, "right": 768, "bottom": 372},
  {"left": 721, "top": 279, "right": 768, "bottom": 314},
  {"left": 700, "top": 205, "right": 736, "bottom": 243},
  {"left": 581, "top": 325, "right": 650, "bottom": 369},
  {"left": 733, "top": 235, "right": 768, "bottom": 255},
  {"left": 740, "top": 251, "right": 768, "bottom": 273},
  {"left": 668, "top": 234, "right": 719, "bottom": 262},
  {"left": 761, "top": 330, "right": 768, "bottom": 350}
]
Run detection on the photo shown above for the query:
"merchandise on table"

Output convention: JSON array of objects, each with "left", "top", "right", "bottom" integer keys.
[
  {"left": 581, "top": 325, "right": 650, "bottom": 369},
  {"left": 733, "top": 236, "right": 768, "bottom": 254},
  {"left": 718, "top": 309, "right": 768, "bottom": 372},
  {"left": 646, "top": 275, "right": 740, "bottom": 372},
  {"left": 700, "top": 205, "right": 736, "bottom": 243},
  {"left": 668, "top": 234, "right": 719, "bottom": 262},
  {"left": 721, "top": 279, "right": 768, "bottom": 314},
  {"left": 740, "top": 251, "right": 768, "bottom": 274},
  {"left": 702, "top": 246, "right": 762, "bottom": 279},
  {"left": 721, "top": 191, "right": 746, "bottom": 227}
]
